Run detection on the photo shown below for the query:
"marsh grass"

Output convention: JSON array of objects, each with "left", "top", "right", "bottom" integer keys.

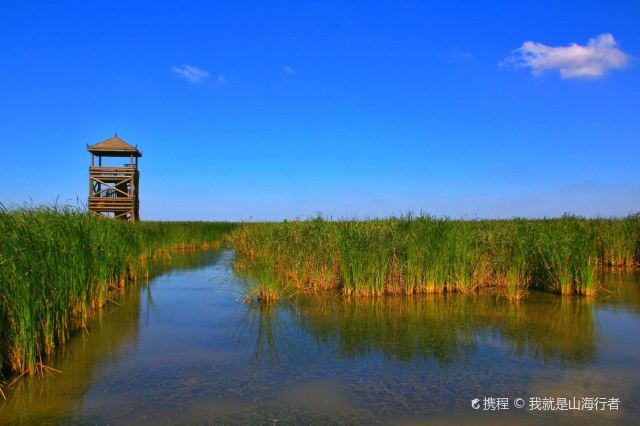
[
  {"left": 229, "top": 214, "right": 640, "bottom": 302},
  {"left": 0, "top": 204, "right": 235, "bottom": 376}
]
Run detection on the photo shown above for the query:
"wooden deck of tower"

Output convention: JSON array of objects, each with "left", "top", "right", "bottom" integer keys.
[{"left": 87, "top": 134, "right": 142, "bottom": 222}]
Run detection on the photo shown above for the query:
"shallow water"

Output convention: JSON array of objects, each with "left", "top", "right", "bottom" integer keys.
[{"left": 2, "top": 249, "right": 639, "bottom": 425}]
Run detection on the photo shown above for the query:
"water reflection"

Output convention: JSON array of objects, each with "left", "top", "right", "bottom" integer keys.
[
  {"left": 246, "top": 292, "right": 597, "bottom": 366},
  {"left": 599, "top": 271, "right": 640, "bottom": 314},
  {"left": 238, "top": 303, "right": 285, "bottom": 366},
  {"left": 146, "top": 249, "right": 224, "bottom": 277}
]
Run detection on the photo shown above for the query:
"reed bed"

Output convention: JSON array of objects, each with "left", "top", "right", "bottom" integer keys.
[
  {"left": 229, "top": 214, "right": 640, "bottom": 301},
  {"left": 0, "top": 205, "right": 235, "bottom": 376}
]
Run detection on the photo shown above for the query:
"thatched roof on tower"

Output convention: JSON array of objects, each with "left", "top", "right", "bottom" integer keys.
[{"left": 87, "top": 134, "right": 142, "bottom": 157}]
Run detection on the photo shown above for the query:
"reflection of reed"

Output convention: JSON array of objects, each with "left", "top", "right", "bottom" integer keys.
[
  {"left": 486, "top": 296, "right": 596, "bottom": 364},
  {"left": 598, "top": 271, "right": 640, "bottom": 314},
  {"left": 146, "top": 249, "right": 224, "bottom": 277},
  {"left": 286, "top": 292, "right": 596, "bottom": 365},
  {"left": 237, "top": 303, "right": 285, "bottom": 366}
]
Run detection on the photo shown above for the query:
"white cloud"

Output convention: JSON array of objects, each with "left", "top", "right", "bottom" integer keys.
[
  {"left": 172, "top": 65, "right": 210, "bottom": 83},
  {"left": 283, "top": 66, "right": 295, "bottom": 75},
  {"left": 217, "top": 75, "right": 226, "bottom": 83},
  {"left": 504, "top": 33, "right": 630, "bottom": 79}
]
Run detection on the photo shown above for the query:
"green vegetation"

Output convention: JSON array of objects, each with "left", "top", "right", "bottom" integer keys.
[
  {"left": 229, "top": 214, "right": 640, "bottom": 301},
  {"left": 0, "top": 205, "right": 235, "bottom": 376},
  {"left": 2, "top": 207, "right": 638, "bottom": 377}
]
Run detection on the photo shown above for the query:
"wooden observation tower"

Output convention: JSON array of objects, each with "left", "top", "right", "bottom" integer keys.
[{"left": 87, "top": 134, "right": 142, "bottom": 222}]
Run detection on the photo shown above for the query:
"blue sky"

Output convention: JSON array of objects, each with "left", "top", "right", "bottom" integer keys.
[{"left": 1, "top": 1, "right": 638, "bottom": 220}]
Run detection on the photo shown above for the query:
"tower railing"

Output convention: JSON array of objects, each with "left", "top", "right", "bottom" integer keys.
[{"left": 88, "top": 166, "right": 139, "bottom": 221}]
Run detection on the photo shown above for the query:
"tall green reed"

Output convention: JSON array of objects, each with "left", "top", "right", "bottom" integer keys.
[
  {"left": 229, "top": 214, "right": 640, "bottom": 302},
  {"left": 0, "top": 204, "right": 235, "bottom": 376}
]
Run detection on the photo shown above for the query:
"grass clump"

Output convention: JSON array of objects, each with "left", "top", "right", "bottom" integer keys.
[
  {"left": 0, "top": 204, "right": 235, "bottom": 376},
  {"left": 228, "top": 214, "right": 640, "bottom": 302}
]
